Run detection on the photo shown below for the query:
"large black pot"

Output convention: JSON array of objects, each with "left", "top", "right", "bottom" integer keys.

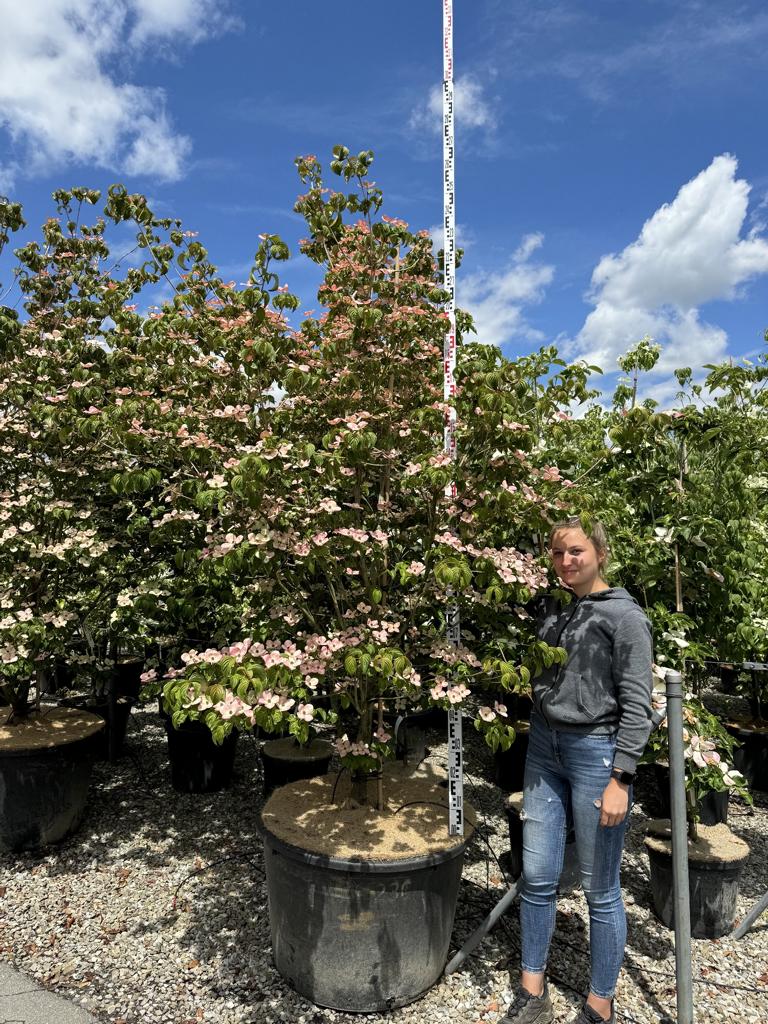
[
  {"left": 165, "top": 719, "right": 239, "bottom": 793},
  {"left": 111, "top": 659, "right": 144, "bottom": 700},
  {"left": 384, "top": 711, "right": 430, "bottom": 766},
  {"left": 645, "top": 831, "right": 750, "bottom": 938},
  {"left": 0, "top": 708, "right": 104, "bottom": 852},
  {"left": 260, "top": 819, "right": 468, "bottom": 1012},
  {"left": 726, "top": 722, "right": 768, "bottom": 793},
  {"left": 59, "top": 694, "right": 134, "bottom": 762},
  {"left": 494, "top": 722, "right": 530, "bottom": 793},
  {"left": 261, "top": 737, "right": 333, "bottom": 796},
  {"left": 653, "top": 764, "right": 729, "bottom": 825}
]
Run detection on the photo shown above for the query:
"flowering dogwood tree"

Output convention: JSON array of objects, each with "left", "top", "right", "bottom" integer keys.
[
  {"left": 157, "top": 148, "right": 584, "bottom": 803},
  {"left": 0, "top": 188, "right": 297, "bottom": 716}
]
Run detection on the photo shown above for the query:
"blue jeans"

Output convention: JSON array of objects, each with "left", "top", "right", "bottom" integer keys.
[{"left": 519, "top": 714, "right": 631, "bottom": 999}]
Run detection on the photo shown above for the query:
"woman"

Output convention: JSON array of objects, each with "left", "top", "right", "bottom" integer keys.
[{"left": 500, "top": 517, "right": 653, "bottom": 1024}]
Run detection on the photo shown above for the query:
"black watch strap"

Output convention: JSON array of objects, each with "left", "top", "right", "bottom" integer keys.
[{"left": 610, "top": 767, "right": 635, "bottom": 785}]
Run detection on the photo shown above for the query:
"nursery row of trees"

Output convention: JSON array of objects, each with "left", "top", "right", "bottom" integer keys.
[{"left": 2, "top": 147, "right": 767, "bottom": 784}]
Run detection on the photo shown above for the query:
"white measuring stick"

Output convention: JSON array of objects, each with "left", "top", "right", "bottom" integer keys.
[{"left": 443, "top": 0, "right": 463, "bottom": 836}]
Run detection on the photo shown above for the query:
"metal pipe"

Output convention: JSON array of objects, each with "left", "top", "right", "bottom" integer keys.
[
  {"left": 665, "top": 669, "right": 694, "bottom": 1024},
  {"left": 732, "top": 889, "right": 768, "bottom": 940},
  {"left": 444, "top": 880, "right": 521, "bottom": 975}
]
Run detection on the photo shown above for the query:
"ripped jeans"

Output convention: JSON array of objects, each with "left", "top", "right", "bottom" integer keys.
[{"left": 519, "top": 713, "right": 631, "bottom": 999}]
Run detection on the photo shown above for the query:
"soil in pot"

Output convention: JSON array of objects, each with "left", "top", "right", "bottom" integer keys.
[
  {"left": 494, "top": 722, "right": 530, "bottom": 793},
  {"left": 259, "top": 766, "right": 476, "bottom": 1012},
  {"left": 726, "top": 720, "right": 768, "bottom": 793},
  {"left": 644, "top": 819, "right": 750, "bottom": 938},
  {"left": 165, "top": 719, "right": 238, "bottom": 793},
  {"left": 0, "top": 707, "right": 104, "bottom": 852},
  {"left": 260, "top": 736, "right": 333, "bottom": 795}
]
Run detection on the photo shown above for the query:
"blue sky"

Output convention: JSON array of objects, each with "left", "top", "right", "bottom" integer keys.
[{"left": 2, "top": 0, "right": 768, "bottom": 405}]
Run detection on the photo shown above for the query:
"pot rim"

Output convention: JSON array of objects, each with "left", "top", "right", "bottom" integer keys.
[
  {"left": 0, "top": 705, "right": 104, "bottom": 756},
  {"left": 259, "top": 813, "right": 470, "bottom": 874}
]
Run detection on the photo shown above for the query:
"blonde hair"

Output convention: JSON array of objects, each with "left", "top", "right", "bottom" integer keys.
[{"left": 548, "top": 516, "right": 610, "bottom": 569}]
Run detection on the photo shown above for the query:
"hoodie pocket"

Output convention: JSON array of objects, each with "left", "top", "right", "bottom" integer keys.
[
  {"left": 541, "top": 669, "right": 591, "bottom": 726},
  {"left": 576, "top": 673, "right": 617, "bottom": 722},
  {"left": 541, "top": 669, "right": 617, "bottom": 725}
]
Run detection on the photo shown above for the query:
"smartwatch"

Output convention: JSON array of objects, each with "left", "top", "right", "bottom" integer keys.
[{"left": 610, "top": 767, "right": 635, "bottom": 785}]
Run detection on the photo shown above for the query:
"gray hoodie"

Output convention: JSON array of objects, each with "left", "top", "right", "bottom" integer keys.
[{"left": 532, "top": 588, "right": 653, "bottom": 774}]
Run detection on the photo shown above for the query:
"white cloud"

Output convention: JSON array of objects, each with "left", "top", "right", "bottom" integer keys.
[
  {"left": 427, "top": 222, "right": 476, "bottom": 254},
  {"left": 459, "top": 232, "right": 554, "bottom": 346},
  {"left": 0, "top": 1, "right": 235, "bottom": 188},
  {"left": 568, "top": 155, "right": 768, "bottom": 374},
  {"left": 129, "top": 0, "right": 238, "bottom": 46},
  {"left": 409, "top": 75, "right": 497, "bottom": 136}
]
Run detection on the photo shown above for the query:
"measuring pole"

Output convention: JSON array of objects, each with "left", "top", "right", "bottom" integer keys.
[{"left": 443, "top": 0, "right": 463, "bottom": 837}]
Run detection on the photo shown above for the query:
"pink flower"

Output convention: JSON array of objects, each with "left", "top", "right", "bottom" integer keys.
[
  {"left": 215, "top": 692, "right": 246, "bottom": 720},
  {"left": 407, "top": 561, "right": 426, "bottom": 577},
  {"left": 447, "top": 683, "right": 470, "bottom": 704},
  {"left": 479, "top": 707, "right": 496, "bottom": 722},
  {"left": 494, "top": 702, "right": 508, "bottom": 718},
  {"left": 297, "top": 703, "right": 315, "bottom": 722}
]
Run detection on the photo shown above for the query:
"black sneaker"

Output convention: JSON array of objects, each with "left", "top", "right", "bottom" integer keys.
[
  {"left": 568, "top": 1001, "right": 615, "bottom": 1024},
  {"left": 499, "top": 985, "right": 554, "bottom": 1024}
]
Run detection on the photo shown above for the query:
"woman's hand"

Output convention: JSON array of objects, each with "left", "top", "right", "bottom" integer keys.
[{"left": 598, "top": 778, "right": 630, "bottom": 827}]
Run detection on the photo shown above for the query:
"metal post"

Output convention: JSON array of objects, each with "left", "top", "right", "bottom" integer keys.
[
  {"left": 665, "top": 669, "right": 694, "bottom": 1024},
  {"left": 732, "top": 889, "right": 768, "bottom": 940},
  {"left": 442, "top": 0, "right": 463, "bottom": 837},
  {"left": 445, "top": 879, "right": 521, "bottom": 975}
]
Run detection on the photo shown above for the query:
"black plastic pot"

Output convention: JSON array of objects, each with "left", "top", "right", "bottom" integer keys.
[
  {"left": 505, "top": 792, "right": 580, "bottom": 892},
  {"left": 111, "top": 659, "right": 144, "bottom": 700},
  {"left": 59, "top": 695, "right": 134, "bottom": 762},
  {"left": 645, "top": 837, "right": 749, "bottom": 938},
  {"left": 261, "top": 737, "right": 333, "bottom": 795},
  {"left": 389, "top": 713, "right": 428, "bottom": 766},
  {"left": 261, "top": 820, "right": 468, "bottom": 1012},
  {"left": 413, "top": 706, "right": 449, "bottom": 730},
  {"left": 0, "top": 708, "right": 104, "bottom": 852},
  {"left": 719, "top": 664, "right": 741, "bottom": 695},
  {"left": 165, "top": 719, "right": 239, "bottom": 793},
  {"left": 653, "top": 764, "right": 729, "bottom": 825},
  {"left": 726, "top": 722, "right": 768, "bottom": 793},
  {"left": 494, "top": 722, "right": 530, "bottom": 793}
]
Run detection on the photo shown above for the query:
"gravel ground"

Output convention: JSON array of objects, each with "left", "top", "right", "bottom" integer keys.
[{"left": 1, "top": 701, "right": 767, "bottom": 1024}]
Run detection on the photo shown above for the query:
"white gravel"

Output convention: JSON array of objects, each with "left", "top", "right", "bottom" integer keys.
[{"left": 1, "top": 702, "right": 767, "bottom": 1024}]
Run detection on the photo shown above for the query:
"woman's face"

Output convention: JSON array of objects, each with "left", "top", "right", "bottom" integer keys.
[{"left": 549, "top": 527, "right": 606, "bottom": 595}]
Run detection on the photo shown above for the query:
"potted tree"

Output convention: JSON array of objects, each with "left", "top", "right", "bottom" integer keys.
[
  {"left": 0, "top": 192, "right": 109, "bottom": 850},
  {"left": 643, "top": 674, "right": 752, "bottom": 938},
  {"left": 152, "top": 147, "right": 576, "bottom": 1010},
  {"left": 1, "top": 183, "right": 297, "bottom": 800}
]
